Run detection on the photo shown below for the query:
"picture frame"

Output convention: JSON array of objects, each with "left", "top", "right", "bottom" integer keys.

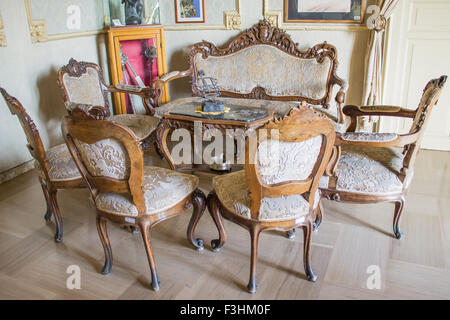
[
  {"left": 284, "top": 0, "right": 366, "bottom": 24},
  {"left": 175, "top": 0, "right": 205, "bottom": 24}
]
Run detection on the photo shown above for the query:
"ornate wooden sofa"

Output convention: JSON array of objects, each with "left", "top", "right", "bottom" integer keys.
[{"left": 153, "top": 20, "right": 348, "bottom": 130}]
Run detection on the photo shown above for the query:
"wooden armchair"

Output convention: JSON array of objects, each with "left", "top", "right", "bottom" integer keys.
[
  {"left": 321, "top": 75, "right": 447, "bottom": 239},
  {"left": 206, "top": 106, "right": 335, "bottom": 293},
  {"left": 58, "top": 58, "right": 160, "bottom": 151},
  {"left": 61, "top": 105, "right": 206, "bottom": 291},
  {"left": 0, "top": 88, "right": 85, "bottom": 242}
]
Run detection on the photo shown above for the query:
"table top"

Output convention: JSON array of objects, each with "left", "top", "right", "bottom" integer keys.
[{"left": 165, "top": 101, "right": 271, "bottom": 124}]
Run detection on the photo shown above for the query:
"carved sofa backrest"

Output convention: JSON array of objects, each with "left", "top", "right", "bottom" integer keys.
[{"left": 189, "top": 20, "right": 347, "bottom": 122}]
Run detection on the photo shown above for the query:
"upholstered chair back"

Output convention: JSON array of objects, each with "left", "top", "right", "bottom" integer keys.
[
  {"left": 62, "top": 106, "right": 146, "bottom": 214},
  {"left": 58, "top": 58, "right": 110, "bottom": 113},
  {"left": 0, "top": 88, "right": 49, "bottom": 178},
  {"left": 244, "top": 106, "right": 335, "bottom": 219},
  {"left": 193, "top": 45, "right": 332, "bottom": 101}
]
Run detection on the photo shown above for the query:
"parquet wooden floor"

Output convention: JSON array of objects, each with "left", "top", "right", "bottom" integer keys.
[{"left": 0, "top": 149, "right": 449, "bottom": 299}]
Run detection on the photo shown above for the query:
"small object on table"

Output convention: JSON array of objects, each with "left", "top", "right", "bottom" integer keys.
[{"left": 195, "top": 70, "right": 226, "bottom": 113}]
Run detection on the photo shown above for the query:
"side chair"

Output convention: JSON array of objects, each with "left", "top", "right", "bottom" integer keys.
[
  {"left": 58, "top": 58, "right": 161, "bottom": 152},
  {"left": 62, "top": 105, "right": 206, "bottom": 291},
  {"left": 320, "top": 75, "right": 447, "bottom": 239},
  {"left": 0, "top": 88, "right": 85, "bottom": 242},
  {"left": 206, "top": 106, "right": 335, "bottom": 293}
]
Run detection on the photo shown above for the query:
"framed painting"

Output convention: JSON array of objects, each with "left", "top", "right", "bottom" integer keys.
[
  {"left": 175, "top": 0, "right": 205, "bottom": 23},
  {"left": 284, "top": 0, "right": 366, "bottom": 24}
]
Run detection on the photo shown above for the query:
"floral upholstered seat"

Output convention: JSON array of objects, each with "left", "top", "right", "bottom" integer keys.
[
  {"left": 35, "top": 144, "right": 82, "bottom": 182},
  {"left": 109, "top": 114, "right": 159, "bottom": 140},
  {"left": 213, "top": 171, "right": 320, "bottom": 222},
  {"left": 321, "top": 145, "right": 405, "bottom": 195},
  {"left": 95, "top": 166, "right": 198, "bottom": 217}
]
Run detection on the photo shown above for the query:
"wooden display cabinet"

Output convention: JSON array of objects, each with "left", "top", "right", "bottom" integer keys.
[{"left": 107, "top": 25, "right": 169, "bottom": 115}]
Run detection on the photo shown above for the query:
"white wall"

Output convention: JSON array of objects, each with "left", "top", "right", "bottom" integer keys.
[{"left": 0, "top": 0, "right": 371, "bottom": 174}]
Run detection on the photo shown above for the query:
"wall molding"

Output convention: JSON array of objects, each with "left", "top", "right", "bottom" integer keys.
[
  {"left": 165, "top": 0, "right": 242, "bottom": 31},
  {"left": 0, "top": 10, "right": 6, "bottom": 47},
  {"left": 0, "top": 160, "right": 34, "bottom": 184},
  {"left": 24, "top": 0, "right": 108, "bottom": 43},
  {"left": 263, "top": 0, "right": 369, "bottom": 32}
]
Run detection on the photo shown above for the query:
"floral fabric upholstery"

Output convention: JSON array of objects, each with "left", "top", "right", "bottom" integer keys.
[
  {"left": 35, "top": 144, "right": 82, "bottom": 182},
  {"left": 74, "top": 138, "right": 130, "bottom": 180},
  {"left": 109, "top": 114, "right": 159, "bottom": 140},
  {"left": 95, "top": 166, "right": 199, "bottom": 217},
  {"left": 340, "top": 132, "right": 398, "bottom": 142},
  {"left": 326, "top": 145, "right": 405, "bottom": 195},
  {"left": 157, "top": 97, "right": 345, "bottom": 132},
  {"left": 213, "top": 171, "right": 319, "bottom": 222},
  {"left": 62, "top": 67, "right": 106, "bottom": 107},
  {"left": 258, "top": 136, "right": 322, "bottom": 185},
  {"left": 194, "top": 45, "right": 331, "bottom": 100}
]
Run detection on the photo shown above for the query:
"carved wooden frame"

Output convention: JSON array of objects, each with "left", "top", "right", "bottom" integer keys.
[
  {"left": 321, "top": 75, "right": 448, "bottom": 240},
  {"left": 0, "top": 88, "right": 85, "bottom": 243},
  {"left": 187, "top": 20, "right": 347, "bottom": 121},
  {"left": 62, "top": 105, "right": 207, "bottom": 291}
]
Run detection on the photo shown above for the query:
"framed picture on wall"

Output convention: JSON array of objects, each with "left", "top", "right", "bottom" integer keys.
[
  {"left": 284, "top": 0, "right": 366, "bottom": 24},
  {"left": 175, "top": 0, "right": 205, "bottom": 23}
]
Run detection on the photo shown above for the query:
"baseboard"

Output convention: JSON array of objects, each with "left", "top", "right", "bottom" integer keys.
[{"left": 0, "top": 160, "right": 35, "bottom": 184}]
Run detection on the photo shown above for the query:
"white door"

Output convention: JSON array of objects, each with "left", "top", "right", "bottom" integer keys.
[{"left": 382, "top": 0, "right": 450, "bottom": 150}]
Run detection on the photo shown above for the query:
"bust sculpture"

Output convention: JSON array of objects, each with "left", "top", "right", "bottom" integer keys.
[{"left": 122, "top": 0, "right": 144, "bottom": 25}]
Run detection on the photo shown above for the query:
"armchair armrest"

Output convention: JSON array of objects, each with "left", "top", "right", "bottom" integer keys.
[
  {"left": 106, "top": 85, "right": 156, "bottom": 115},
  {"left": 335, "top": 131, "right": 420, "bottom": 148},
  {"left": 343, "top": 105, "right": 417, "bottom": 133},
  {"left": 343, "top": 105, "right": 416, "bottom": 117},
  {"left": 153, "top": 69, "right": 192, "bottom": 106}
]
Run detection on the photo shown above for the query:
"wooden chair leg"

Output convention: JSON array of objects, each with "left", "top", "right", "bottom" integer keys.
[
  {"left": 139, "top": 220, "right": 160, "bottom": 291},
  {"left": 302, "top": 220, "right": 317, "bottom": 282},
  {"left": 314, "top": 202, "right": 324, "bottom": 232},
  {"left": 247, "top": 225, "right": 261, "bottom": 294},
  {"left": 285, "top": 229, "right": 296, "bottom": 239},
  {"left": 206, "top": 191, "right": 227, "bottom": 252},
  {"left": 393, "top": 197, "right": 405, "bottom": 240},
  {"left": 187, "top": 189, "right": 206, "bottom": 251},
  {"left": 96, "top": 215, "right": 113, "bottom": 275},
  {"left": 48, "top": 188, "right": 63, "bottom": 243},
  {"left": 39, "top": 178, "right": 52, "bottom": 223}
]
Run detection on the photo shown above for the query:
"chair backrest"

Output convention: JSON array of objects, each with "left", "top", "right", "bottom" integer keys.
[
  {"left": 0, "top": 88, "right": 50, "bottom": 180},
  {"left": 57, "top": 58, "right": 111, "bottom": 115},
  {"left": 401, "top": 75, "right": 447, "bottom": 178},
  {"left": 62, "top": 105, "right": 146, "bottom": 214},
  {"left": 244, "top": 106, "right": 335, "bottom": 219},
  {"left": 189, "top": 20, "right": 345, "bottom": 111}
]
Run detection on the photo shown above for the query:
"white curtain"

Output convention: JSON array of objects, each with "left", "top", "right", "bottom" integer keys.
[{"left": 361, "top": 0, "right": 400, "bottom": 130}]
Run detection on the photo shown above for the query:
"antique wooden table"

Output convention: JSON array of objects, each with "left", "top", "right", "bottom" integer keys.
[{"left": 156, "top": 101, "right": 273, "bottom": 174}]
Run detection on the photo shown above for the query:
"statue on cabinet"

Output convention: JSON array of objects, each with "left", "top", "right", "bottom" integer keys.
[{"left": 122, "top": 0, "right": 144, "bottom": 25}]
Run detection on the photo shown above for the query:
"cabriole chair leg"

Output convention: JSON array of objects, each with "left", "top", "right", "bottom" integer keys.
[
  {"left": 247, "top": 226, "right": 261, "bottom": 294},
  {"left": 393, "top": 197, "right": 405, "bottom": 240},
  {"left": 96, "top": 215, "right": 113, "bottom": 275},
  {"left": 302, "top": 220, "right": 317, "bottom": 282},
  {"left": 139, "top": 220, "right": 160, "bottom": 291}
]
